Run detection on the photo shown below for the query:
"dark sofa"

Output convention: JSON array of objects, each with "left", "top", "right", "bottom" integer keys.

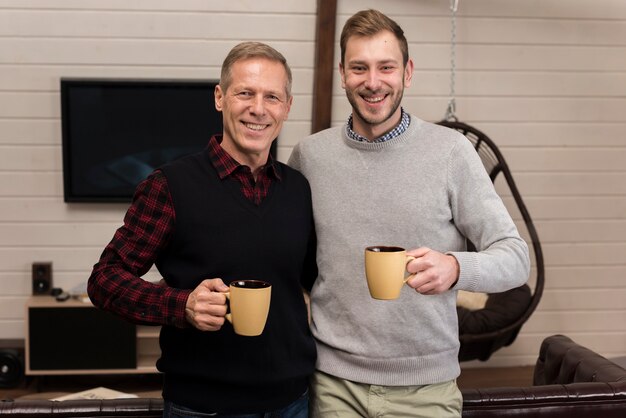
[
  {"left": 462, "top": 334, "right": 626, "bottom": 417},
  {"left": 0, "top": 398, "right": 163, "bottom": 417},
  {"left": 2, "top": 335, "right": 625, "bottom": 417}
]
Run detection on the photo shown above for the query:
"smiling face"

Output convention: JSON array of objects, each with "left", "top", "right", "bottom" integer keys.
[
  {"left": 340, "top": 30, "right": 413, "bottom": 140},
  {"left": 215, "top": 57, "right": 292, "bottom": 170}
]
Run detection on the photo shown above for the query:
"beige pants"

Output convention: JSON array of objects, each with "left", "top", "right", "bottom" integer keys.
[{"left": 310, "top": 371, "right": 462, "bottom": 418}]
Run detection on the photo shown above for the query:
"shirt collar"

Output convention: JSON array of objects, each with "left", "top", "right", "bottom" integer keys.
[
  {"left": 346, "top": 107, "right": 410, "bottom": 143},
  {"left": 207, "top": 135, "right": 281, "bottom": 181}
]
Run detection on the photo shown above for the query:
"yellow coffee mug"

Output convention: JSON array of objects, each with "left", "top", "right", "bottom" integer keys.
[
  {"left": 364, "top": 246, "right": 415, "bottom": 300},
  {"left": 225, "top": 280, "right": 271, "bottom": 336}
]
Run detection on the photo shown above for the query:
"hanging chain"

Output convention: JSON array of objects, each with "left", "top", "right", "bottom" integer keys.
[{"left": 444, "top": 0, "right": 459, "bottom": 121}]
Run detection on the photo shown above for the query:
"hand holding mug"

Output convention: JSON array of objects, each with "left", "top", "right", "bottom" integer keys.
[
  {"left": 185, "top": 278, "right": 229, "bottom": 331},
  {"left": 405, "top": 247, "right": 460, "bottom": 295}
]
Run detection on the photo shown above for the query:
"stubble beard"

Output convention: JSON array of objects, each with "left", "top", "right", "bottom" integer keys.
[{"left": 347, "top": 88, "right": 404, "bottom": 129}]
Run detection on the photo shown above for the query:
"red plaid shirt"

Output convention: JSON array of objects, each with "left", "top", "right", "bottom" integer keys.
[
  {"left": 87, "top": 135, "right": 281, "bottom": 327},
  {"left": 209, "top": 135, "right": 281, "bottom": 205}
]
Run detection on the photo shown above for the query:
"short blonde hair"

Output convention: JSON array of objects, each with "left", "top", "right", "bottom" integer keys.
[{"left": 220, "top": 42, "right": 292, "bottom": 97}]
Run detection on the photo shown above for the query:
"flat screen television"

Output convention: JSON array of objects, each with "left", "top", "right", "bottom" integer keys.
[{"left": 61, "top": 78, "right": 234, "bottom": 202}]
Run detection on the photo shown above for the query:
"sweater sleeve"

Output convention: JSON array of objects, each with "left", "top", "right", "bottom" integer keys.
[
  {"left": 289, "top": 145, "right": 318, "bottom": 291},
  {"left": 87, "top": 171, "right": 192, "bottom": 327},
  {"left": 446, "top": 137, "right": 530, "bottom": 293}
]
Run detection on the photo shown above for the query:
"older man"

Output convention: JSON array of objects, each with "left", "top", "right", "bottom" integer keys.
[{"left": 89, "top": 42, "right": 316, "bottom": 418}]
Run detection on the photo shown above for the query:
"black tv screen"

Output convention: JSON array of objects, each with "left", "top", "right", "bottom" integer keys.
[{"left": 61, "top": 78, "right": 224, "bottom": 202}]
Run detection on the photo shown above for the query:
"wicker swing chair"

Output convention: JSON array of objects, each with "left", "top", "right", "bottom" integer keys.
[{"left": 437, "top": 120, "right": 545, "bottom": 362}]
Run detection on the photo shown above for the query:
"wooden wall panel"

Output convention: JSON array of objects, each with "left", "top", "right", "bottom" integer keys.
[
  {"left": 336, "top": 0, "right": 626, "bottom": 20},
  {"left": 0, "top": 146, "right": 60, "bottom": 171},
  {"left": 505, "top": 197, "right": 626, "bottom": 220},
  {"left": 0, "top": 39, "right": 316, "bottom": 68},
  {"left": 0, "top": 224, "right": 120, "bottom": 247},
  {"left": 466, "top": 123, "right": 626, "bottom": 147},
  {"left": 0, "top": 173, "right": 61, "bottom": 197},
  {"left": 0, "top": 11, "right": 315, "bottom": 40},
  {"left": 512, "top": 173, "right": 626, "bottom": 196},
  {"left": 544, "top": 266, "right": 626, "bottom": 289},
  {"left": 0, "top": 1, "right": 315, "bottom": 14},
  {"left": 0, "top": 200, "right": 127, "bottom": 222}
]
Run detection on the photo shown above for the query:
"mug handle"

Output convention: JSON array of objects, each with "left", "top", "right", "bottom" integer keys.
[
  {"left": 224, "top": 292, "right": 232, "bottom": 324},
  {"left": 403, "top": 256, "right": 416, "bottom": 283}
]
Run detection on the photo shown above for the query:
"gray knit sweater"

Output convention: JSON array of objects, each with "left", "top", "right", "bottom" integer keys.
[{"left": 288, "top": 115, "right": 530, "bottom": 386}]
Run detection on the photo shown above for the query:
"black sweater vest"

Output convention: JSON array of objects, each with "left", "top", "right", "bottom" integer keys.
[{"left": 156, "top": 149, "right": 317, "bottom": 414}]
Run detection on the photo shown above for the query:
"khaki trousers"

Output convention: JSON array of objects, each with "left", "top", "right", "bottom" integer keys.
[{"left": 310, "top": 371, "right": 462, "bottom": 418}]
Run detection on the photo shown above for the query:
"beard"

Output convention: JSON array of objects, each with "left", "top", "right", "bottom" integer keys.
[{"left": 346, "top": 87, "right": 404, "bottom": 128}]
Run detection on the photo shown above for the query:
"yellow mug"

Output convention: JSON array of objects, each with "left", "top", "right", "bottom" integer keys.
[
  {"left": 364, "top": 246, "right": 415, "bottom": 300},
  {"left": 225, "top": 280, "right": 271, "bottom": 336}
]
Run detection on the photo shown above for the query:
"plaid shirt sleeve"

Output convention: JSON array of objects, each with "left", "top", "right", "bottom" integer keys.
[{"left": 87, "top": 170, "right": 191, "bottom": 328}]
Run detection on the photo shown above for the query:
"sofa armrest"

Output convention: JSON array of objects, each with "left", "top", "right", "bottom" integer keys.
[
  {"left": 0, "top": 398, "right": 164, "bottom": 417},
  {"left": 461, "top": 381, "right": 626, "bottom": 418},
  {"left": 534, "top": 334, "right": 626, "bottom": 385}
]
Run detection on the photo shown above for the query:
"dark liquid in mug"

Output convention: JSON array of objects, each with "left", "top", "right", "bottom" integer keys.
[
  {"left": 231, "top": 280, "right": 271, "bottom": 289},
  {"left": 366, "top": 246, "right": 404, "bottom": 253}
]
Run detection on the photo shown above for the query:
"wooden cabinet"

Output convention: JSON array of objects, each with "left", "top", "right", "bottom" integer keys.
[{"left": 25, "top": 296, "right": 160, "bottom": 375}]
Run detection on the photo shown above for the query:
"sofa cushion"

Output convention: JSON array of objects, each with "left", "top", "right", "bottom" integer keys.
[{"left": 457, "top": 284, "right": 531, "bottom": 335}]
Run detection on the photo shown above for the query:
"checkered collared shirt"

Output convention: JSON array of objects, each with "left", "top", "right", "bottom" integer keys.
[
  {"left": 346, "top": 107, "right": 410, "bottom": 143},
  {"left": 208, "top": 134, "right": 281, "bottom": 206}
]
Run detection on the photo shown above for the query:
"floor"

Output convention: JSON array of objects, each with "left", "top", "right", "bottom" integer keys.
[
  {"left": 457, "top": 365, "right": 534, "bottom": 388},
  {"left": 0, "top": 366, "right": 535, "bottom": 401},
  {"left": 0, "top": 373, "right": 163, "bottom": 401}
]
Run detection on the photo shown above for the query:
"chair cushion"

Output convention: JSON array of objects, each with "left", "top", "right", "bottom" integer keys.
[{"left": 457, "top": 284, "right": 532, "bottom": 334}]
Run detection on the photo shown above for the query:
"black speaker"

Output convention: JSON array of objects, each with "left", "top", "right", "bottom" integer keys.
[
  {"left": 29, "top": 308, "right": 136, "bottom": 371},
  {"left": 0, "top": 348, "right": 24, "bottom": 388},
  {"left": 32, "top": 262, "right": 53, "bottom": 295}
]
